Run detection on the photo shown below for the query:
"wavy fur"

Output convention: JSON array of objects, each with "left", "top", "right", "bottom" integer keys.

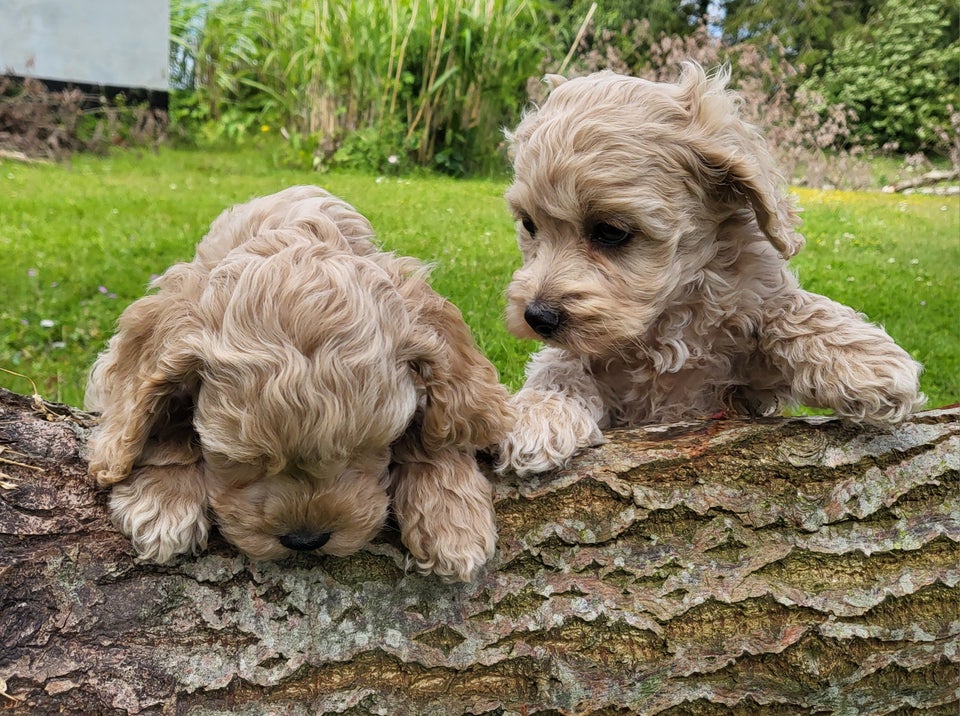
[
  {"left": 497, "top": 64, "right": 924, "bottom": 476},
  {"left": 87, "top": 186, "right": 514, "bottom": 581}
]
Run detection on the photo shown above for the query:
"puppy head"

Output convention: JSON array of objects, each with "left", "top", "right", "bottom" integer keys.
[
  {"left": 503, "top": 63, "right": 802, "bottom": 355},
  {"left": 190, "top": 238, "right": 421, "bottom": 560},
  {"left": 194, "top": 185, "right": 381, "bottom": 271}
]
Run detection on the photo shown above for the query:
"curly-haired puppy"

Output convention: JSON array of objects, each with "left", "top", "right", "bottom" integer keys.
[
  {"left": 496, "top": 63, "right": 925, "bottom": 476},
  {"left": 86, "top": 186, "right": 514, "bottom": 581}
]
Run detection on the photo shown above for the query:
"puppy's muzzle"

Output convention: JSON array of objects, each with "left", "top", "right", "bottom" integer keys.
[
  {"left": 279, "top": 530, "right": 332, "bottom": 551},
  {"left": 524, "top": 301, "right": 564, "bottom": 339}
]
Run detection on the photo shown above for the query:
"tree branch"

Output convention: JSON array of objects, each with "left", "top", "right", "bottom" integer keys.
[{"left": 881, "top": 168, "right": 960, "bottom": 193}]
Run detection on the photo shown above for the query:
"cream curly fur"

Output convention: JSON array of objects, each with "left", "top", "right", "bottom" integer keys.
[
  {"left": 86, "top": 186, "right": 514, "bottom": 581},
  {"left": 496, "top": 64, "right": 925, "bottom": 476}
]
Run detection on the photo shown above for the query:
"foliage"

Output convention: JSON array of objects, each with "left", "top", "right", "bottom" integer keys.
[
  {"left": 558, "top": 0, "right": 960, "bottom": 167},
  {"left": 164, "top": 0, "right": 960, "bottom": 177},
  {"left": 553, "top": 0, "right": 710, "bottom": 70},
  {"left": 0, "top": 77, "right": 167, "bottom": 159},
  {"left": 722, "top": 0, "right": 876, "bottom": 69},
  {"left": 1, "top": 148, "right": 957, "bottom": 409},
  {"left": 169, "top": 0, "right": 549, "bottom": 175},
  {"left": 802, "top": 0, "right": 959, "bottom": 154}
]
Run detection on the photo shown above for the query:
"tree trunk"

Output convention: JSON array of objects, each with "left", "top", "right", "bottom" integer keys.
[{"left": 1, "top": 387, "right": 958, "bottom": 715}]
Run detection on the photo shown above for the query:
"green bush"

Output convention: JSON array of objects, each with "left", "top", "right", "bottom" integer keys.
[{"left": 805, "top": 0, "right": 960, "bottom": 154}]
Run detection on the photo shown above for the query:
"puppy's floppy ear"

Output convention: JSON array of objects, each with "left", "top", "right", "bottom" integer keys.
[
  {"left": 677, "top": 62, "right": 804, "bottom": 258},
  {"left": 86, "top": 279, "right": 203, "bottom": 486},
  {"left": 400, "top": 291, "right": 515, "bottom": 452},
  {"left": 691, "top": 139, "right": 803, "bottom": 258}
]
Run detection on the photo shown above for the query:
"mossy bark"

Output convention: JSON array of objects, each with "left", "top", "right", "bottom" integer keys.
[{"left": 1, "top": 388, "right": 957, "bottom": 715}]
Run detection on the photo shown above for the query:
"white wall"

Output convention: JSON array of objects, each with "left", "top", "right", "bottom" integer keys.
[{"left": 0, "top": 0, "right": 169, "bottom": 91}]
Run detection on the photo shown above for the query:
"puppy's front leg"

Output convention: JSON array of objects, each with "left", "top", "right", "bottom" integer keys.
[
  {"left": 391, "top": 448, "right": 496, "bottom": 583},
  {"left": 761, "top": 292, "right": 925, "bottom": 426},
  {"left": 496, "top": 347, "right": 606, "bottom": 476},
  {"left": 108, "top": 464, "right": 210, "bottom": 563}
]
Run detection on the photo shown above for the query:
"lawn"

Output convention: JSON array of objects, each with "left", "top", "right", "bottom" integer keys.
[{"left": 1, "top": 146, "right": 957, "bottom": 411}]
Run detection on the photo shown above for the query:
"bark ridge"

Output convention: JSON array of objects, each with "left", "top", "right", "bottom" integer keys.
[{"left": 1, "top": 389, "right": 958, "bottom": 715}]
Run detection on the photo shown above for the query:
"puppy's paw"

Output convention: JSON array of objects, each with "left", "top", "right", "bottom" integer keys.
[
  {"left": 495, "top": 389, "right": 604, "bottom": 476},
  {"left": 393, "top": 455, "right": 497, "bottom": 582},
  {"left": 404, "top": 508, "right": 497, "bottom": 583},
  {"left": 86, "top": 434, "right": 135, "bottom": 487},
  {"left": 108, "top": 465, "right": 210, "bottom": 563},
  {"left": 837, "top": 383, "right": 927, "bottom": 428},
  {"left": 808, "top": 347, "right": 925, "bottom": 428},
  {"left": 763, "top": 292, "right": 926, "bottom": 429}
]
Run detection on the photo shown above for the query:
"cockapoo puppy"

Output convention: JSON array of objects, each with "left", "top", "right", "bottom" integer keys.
[
  {"left": 86, "top": 186, "right": 514, "bottom": 581},
  {"left": 496, "top": 63, "right": 925, "bottom": 476}
]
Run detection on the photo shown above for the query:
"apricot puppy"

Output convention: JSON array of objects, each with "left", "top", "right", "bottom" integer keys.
[
  {"left": 87, "top": 186, "right": 514, "bottom": 581},
  {"left": 497, "top": 64, "right": 924, "bottom": 475}
]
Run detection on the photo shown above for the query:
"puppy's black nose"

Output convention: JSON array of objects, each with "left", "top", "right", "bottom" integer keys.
[
  {"left": 279, "top": 530, "right": 332, "bottom": 551},
  {"left": 524, "top": 301, "right": 563, "bottom": 339}
]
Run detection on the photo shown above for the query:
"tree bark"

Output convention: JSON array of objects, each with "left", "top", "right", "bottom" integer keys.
[{"left": 1, "top": 387, "right": 958, "bottom": 715}]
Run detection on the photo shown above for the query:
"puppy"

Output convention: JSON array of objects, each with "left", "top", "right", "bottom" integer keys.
[
  {"left": 496, "top": 63, "right": 925, "bottom": 476},
  {"left": 86, "top": 186, "right": 514, "bottom": 581}
]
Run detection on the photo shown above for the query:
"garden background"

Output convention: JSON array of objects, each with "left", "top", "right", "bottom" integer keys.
[{"left": 1, "top": 0, "right": 958, "bottom": 410}]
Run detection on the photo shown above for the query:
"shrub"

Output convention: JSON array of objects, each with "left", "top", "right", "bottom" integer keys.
[
  {"left": 804, "top": 0, "right": 960, "bottom": 155},
  {"left": 0, "top": 76, "right": 166, "bottom": 159}
]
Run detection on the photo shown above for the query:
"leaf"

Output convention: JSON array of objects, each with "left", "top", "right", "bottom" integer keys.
[{"left": 428, "top": 66, "right": 461, "bottom": 96}]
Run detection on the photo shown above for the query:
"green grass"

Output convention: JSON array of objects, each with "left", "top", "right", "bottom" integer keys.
[
  {"left": 1, "top": 147, "right": 957, "bottom": 411},
  {"left": 0, "top": 146, "right": 537, "bottom": 406}
]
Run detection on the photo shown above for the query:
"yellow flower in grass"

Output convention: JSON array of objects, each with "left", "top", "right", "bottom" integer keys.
[{"left": 261, "top": 125, "right": 270, "bottom": 133}]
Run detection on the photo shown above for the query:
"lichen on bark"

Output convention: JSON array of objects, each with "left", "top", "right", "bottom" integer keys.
[{"left": 1, "top": 389, "right": 957, "bottom": 714}]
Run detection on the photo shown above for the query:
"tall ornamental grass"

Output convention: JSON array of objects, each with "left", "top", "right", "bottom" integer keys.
[{"left": 172, "top": 0, "right": 550, "bottom": 174}]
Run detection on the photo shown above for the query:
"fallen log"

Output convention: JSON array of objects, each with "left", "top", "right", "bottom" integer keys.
[
  {"left": 1, "top": 387, "right": 958, "bottom": 715},
  {"left": 881, "top": 168, "right": 959, "bottom": 193}
]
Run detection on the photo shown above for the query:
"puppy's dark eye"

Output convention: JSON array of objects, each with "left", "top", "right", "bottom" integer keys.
[
  {"left": 520, "top": 215, "right": 537, "bottom": 236},
  {"left": 591, "top": 222, "right": 632, "bottom": 247}
]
